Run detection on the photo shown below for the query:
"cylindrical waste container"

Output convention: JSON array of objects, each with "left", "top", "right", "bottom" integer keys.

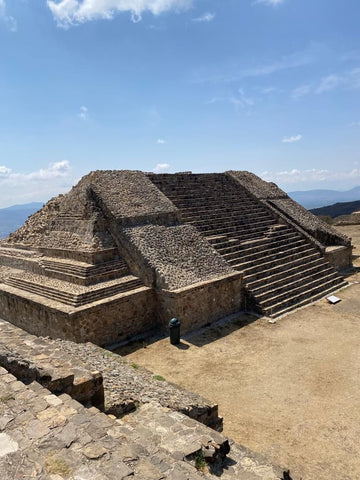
[{"left": 169, "top": 318, "right": 180, "bottom": 345}]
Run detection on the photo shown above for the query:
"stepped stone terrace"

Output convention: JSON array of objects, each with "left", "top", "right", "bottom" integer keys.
[{"left": 0, "top": 170, "right": 352, "bottom": 345}]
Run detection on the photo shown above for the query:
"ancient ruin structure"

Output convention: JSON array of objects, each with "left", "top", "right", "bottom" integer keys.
[{"left": 0, "top": 171, "right": 351, "bottom": 345}]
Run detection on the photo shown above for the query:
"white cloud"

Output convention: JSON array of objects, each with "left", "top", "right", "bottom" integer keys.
[
  {"left": 206, "top": 88, "right": 254, "bottom": 111},
  {"left": 261, "top": 168, "right": 360, "bottom": 185},
  {"left": 350, "top": 121, "right": 360, "bottom": 127},
  {"left": 315, "top": 74, "right": 342, "bottom": 94},
  {"left": 47, "top": 0, "right": 193, "bottom": 27},
  {"left": 282, "top": 134, "right": 302, "bottom": 143},
  {"left": 254, "top": 0, "right": 285, "bottom": 6},
  {"left": 153, "top": 163, "right": 170, "bottom": 173},
  {"left": 157, "top": 139, "right": 166, "bottom": 144},
  {"left": 78, "top": 105, "right": 88, "bottom": 120},
  {"left": 0, "top": 0, "right": 17, "bottom": 32},
  {"left": 292, "top": 84, "right": 311, "bottom": 99},
  {"left": 0, "top": 161, "right": 76, "bottom": 207},
  {"left": 192, "top": 12, "right": 215, "bottom": 23}
]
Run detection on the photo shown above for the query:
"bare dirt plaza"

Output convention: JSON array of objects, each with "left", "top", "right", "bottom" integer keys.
[{"left": 122, "top": 225, "right": 360, "bottom": 480}]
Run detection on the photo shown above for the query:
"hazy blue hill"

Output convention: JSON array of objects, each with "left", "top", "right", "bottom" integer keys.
[
  {"left": 0, "top": 202, "right": 44, "bottom": 239},
  {"left": 288, "top": 186, "right": 360, "bottom": 209},
  {"left": 310, "top": 200, "right": 360, "bottom": 218}
]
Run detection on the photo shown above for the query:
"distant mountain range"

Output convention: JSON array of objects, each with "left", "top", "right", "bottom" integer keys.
[
  {"left": 0, "top": 202, "right": 43, "bottom": 239},
  {"left": 1, "top": 185, "right": 360, "bottom": 240},
  {"left": 310, "top": 200, "right": 360, "bottom": 218},
  {"left": 288, "top": 186, "right": 360, "bottom": 209}
]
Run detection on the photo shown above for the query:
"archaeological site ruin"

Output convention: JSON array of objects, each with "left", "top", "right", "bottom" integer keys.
[{"left": 0, "top": 170, "right": 352, "bottom": 346}]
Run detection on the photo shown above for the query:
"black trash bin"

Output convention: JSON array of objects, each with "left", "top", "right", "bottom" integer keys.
[{"left": 169, "top": 318, "right": 180, "bottom": 345}]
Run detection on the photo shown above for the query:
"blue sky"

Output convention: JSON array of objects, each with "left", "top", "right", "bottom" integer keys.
[{"left": 0, "top": 0, "right": 359, "bottom": 207}]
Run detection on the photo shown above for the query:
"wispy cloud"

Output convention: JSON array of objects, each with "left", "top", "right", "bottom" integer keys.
[
  {"left": 153, "top": 163, "right": 170, "bottom": 173},
  {"left": 282, "top": 134, "right": 302, "bottom": 143},
  {"left": 0, "top": 161, "right": 76, "bottom": 207},
  {"left": 350, "top": 121, "right": 360, "bottom": 127},
  {"left": 253, "top": 0, "right": 285, "bottom": 6},
  {"left": 291, "top": 84, "right": 311, "bottom": 99},
  {"left": 192, "top": 12, "right": 215, "bottom": 23},
  {"left": 261, "top": 168, "right": 360, "bottom": 185},
  {"left": 193, "top": 47, "right": 316, "bottom": 84},
  {"left": 315, "top": 74, "right": 341, "bottom": 94},
  {"left": 157, "top": 138, "right": 166, "bottom": 144},
  {"left": 293, "top": 68, "right": 360, "bottom": 98},
  {"left": 206, "top": 88, "right": 254, "bottom": 111},
  {"left": 47, "top": 0, "right": 193, "bottom": 27},
  {"left": 78, "top": 105, "right": 89, "bottom": 120},
  {"left": 0, "top": 0, "right": 17, "bottom": 32}
]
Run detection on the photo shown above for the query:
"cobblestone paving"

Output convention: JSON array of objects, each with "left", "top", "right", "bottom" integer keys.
[
  {"left": 0, "top": 367, "right": 283, "bottom": 479},
  {"left": 0, "top": 318, "right": 220, "bottom": 428}
]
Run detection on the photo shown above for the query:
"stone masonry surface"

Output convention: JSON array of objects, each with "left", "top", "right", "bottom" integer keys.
[
  {"left": 0, "top": 319, "right": 104, "bottom": 409},
  {"left": 0, "top": 366, "right": 284, "bottom": 479},
  {"left": 53, "top": 338, "right": 223, "bottom": 429},
  {"left": 0, "top": 318, "right": 221, "bottom": 428},
  {"left": 227, "top": 171, "right": 350, "bottom": 247},
  {"left": 123, "top": 224, "right": 234, "bottom": 290},
  {"left": 89, "top": 170, "right": 178, "bottom": 223}
]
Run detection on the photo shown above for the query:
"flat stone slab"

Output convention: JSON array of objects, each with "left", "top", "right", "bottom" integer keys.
[{"left": 0, "top": 366, "right": 283, "bottom": 479}]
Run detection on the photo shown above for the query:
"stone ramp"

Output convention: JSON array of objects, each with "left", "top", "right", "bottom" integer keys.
[
  {"left": 0, "top": 367, "right": 284, "bottom": 479},
  {"left": 148, "top": 173, "right": 346, "bottom": 317}
]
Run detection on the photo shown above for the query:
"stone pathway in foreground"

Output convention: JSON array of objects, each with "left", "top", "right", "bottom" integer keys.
[
  {"left": 0, "top": 318, "right": 221, "bottom": 429},
  {"left": 0, "top": 366, "right": 284, "bottom": 479}
]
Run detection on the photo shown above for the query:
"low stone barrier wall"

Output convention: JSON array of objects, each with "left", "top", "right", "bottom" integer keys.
[{"left": 0, "top": 319, "right": 104, "bottom": 408}]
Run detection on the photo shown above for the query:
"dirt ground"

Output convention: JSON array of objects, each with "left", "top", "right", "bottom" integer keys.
[{"left": 118, "top": 226, "right": 360, "bottom": 480}]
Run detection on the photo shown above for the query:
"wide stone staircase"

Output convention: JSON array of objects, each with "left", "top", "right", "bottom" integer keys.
[{"left": 148, "top": 173, "right": 346, "bottom": 317}]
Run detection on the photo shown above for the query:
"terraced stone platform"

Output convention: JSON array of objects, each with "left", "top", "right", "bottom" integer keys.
[
  {"left": 149, "top": 173, "right": 348, "bottom": 317},
  {"left": 0, "top": 169, "right": 351, "bottom": 343}
]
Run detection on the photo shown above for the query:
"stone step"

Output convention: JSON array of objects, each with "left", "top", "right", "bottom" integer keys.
[
  {"left": 262, "top": 276, "right": 347, "bottom": 317},
  {"left": 40, "top": 258, "right": 128, "bottom": 277},
  {"left": 260, "top": 271, "right": 342, "bottom": 309},
  {"left": 199, "top": 218, "right": 277, "bottom": 237},
  {"left": 205, "top": 223, "right": 280, "bottom": 245},
  {"left": 253, "top": 265, "right": 337, "bottom": 303},
  {"left": 180, "top": 206, "right": 270, "bottom": 223},
  {"left": 178, "top": 203, "right": 265, "bottom": 215},
  {"left": 232, "top": 242, "right": 313, "bottom": 270},
  {"left": 193, "top": 214, "right": 274, "bottom": 232},
  {"left": 247, "top": 258, "right": 329, "bottom": 293},
  {"left": 5, "top": 275, "right": 144, "bottom": 307},
  {"left": 243, "top": 251, "right": 321, "bottom": 281},
  {"left": 220, "top": 234, "right": 304, "bottom": 262},
  {"left": 211, "top": 226, "right": 294, "bottom": 252},
  {"left": 268, "top": 281, "right": 348, "bottom": 318}
]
